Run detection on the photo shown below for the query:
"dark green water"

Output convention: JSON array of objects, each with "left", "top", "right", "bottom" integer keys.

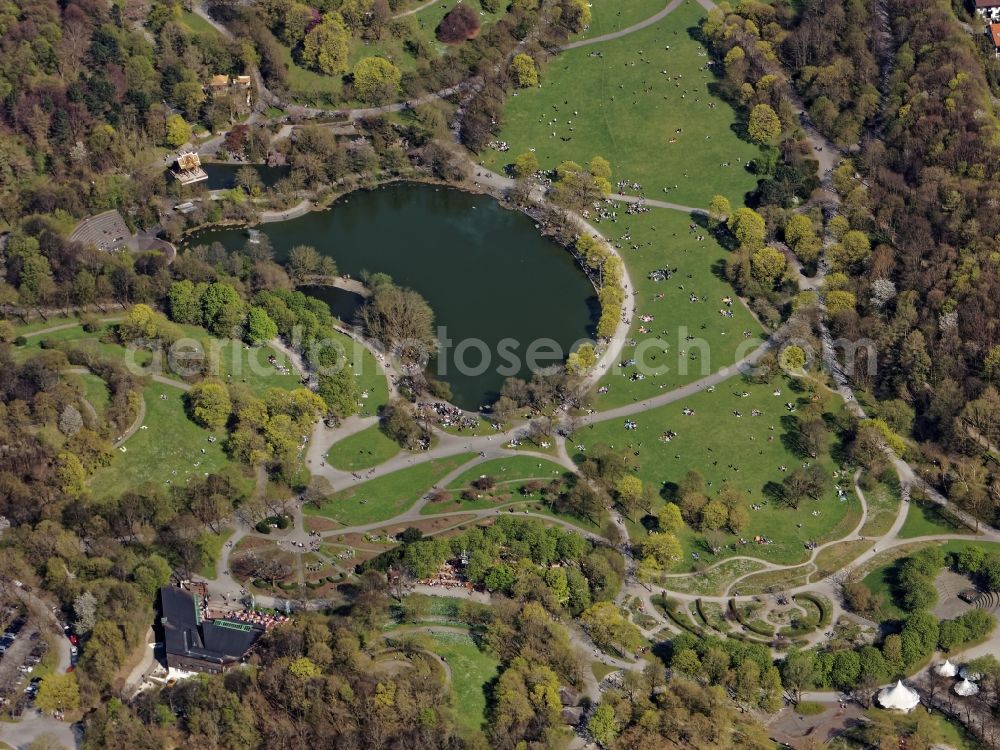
[
  {"left": 200, "top": 163, "right": 292, "bottom": 190},
  {"left": 185, "top": 183, "right": 598, "bottom": 409}
]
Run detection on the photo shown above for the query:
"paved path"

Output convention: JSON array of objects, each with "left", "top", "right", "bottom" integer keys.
[
  {"left": 393, "top": 0, "right": 440, "bottom": 18},
  {"left": 260, "top": 200, "right": 313, "bottom": 223},
  {"left": 560, "top": 0, "right": 682, "bottom": 51},
  {"left": 178, "top": 0, "right": 1000, "bottom": 682},
  {"left": 0, "top": 711, "right": 79, "bottom": 749},
  {"left": 468, "top": 157, "right": 635, "bottom": 392},
  {"left": 21, "top": 317, "right": 123, "bottom": 339},
  {"left": 608, "top": 192, "right": 705, "bottom": 216}
]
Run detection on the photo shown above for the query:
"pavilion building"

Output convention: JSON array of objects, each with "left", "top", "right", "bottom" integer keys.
[{"left": 158, "top": 586, "right": 264, "bottom": 675}]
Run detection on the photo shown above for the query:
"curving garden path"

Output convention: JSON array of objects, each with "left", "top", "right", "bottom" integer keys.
[
  {"left": 181, "top": 0, "right": 1000, "bottom": 684},
  {"left": 560, "top": 0, "right": 683, "bottom": 52}
]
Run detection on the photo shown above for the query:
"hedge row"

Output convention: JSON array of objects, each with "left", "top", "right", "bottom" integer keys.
[
  {"left": 794, "top": 593, "right": 831, "bottom": 627},
  {"left": 654, "top": 595, "right": 705, "bottom": 636},
  {"left": 728, "top": 599, "right": 776, "bottom": 637}
]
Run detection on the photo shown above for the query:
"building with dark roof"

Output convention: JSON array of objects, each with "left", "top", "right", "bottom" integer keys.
[{"left": 158, "top": 587, "right": 264, "bottom": 674}]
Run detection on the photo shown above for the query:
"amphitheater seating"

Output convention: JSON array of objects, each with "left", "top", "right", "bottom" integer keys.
[
  {"left": 974, "top": 590, "right": 1000, "bottom": 614},
  {"left": 69, "top": 210, "right": 130, "bottom": 252}
]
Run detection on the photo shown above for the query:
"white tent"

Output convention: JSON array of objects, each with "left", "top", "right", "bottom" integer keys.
[
  {"left": 960, "top": 666, "right": 982, "bottom": 681},
  {"left": 954, "top": 678, "right": 980, "bottom": 697},
  {"left": 877, "top": 680, "right": 920, "bottom": 712},
  {"left": 935, "top": 659, "right": 958, "bottom": 677}
]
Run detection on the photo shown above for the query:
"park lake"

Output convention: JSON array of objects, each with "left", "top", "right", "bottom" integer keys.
[
  {"left": 200, "top": 162, "right": 292, "bottom": 190},
  {"left": 184, "top": 183, "right": 599, "bottom": 409}
]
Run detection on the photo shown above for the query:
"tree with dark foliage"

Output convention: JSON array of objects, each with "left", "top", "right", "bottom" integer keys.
[{"left": 436, "top": 3, "right": 481, "bottom": 44}]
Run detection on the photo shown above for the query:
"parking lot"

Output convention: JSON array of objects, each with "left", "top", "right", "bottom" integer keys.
[{"left": 0, "top": 604, "right": 48, "bottom": 717}]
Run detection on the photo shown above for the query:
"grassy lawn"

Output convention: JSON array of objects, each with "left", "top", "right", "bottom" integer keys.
[
  {"left": 199, "top": 527, "right": 235, "bottom": 579},
  {"left": 211, "top": 338, "right": 300, "bottom": 395},
  {"left": 351, "top": 0, "right": 508, "bottom": 72},
  {"left": 13, "top": 320, "right": 155, "bottom": 368},
  {"left": 72, "top": 371, "right": 110, "bottom": 416},
  {"left": 589, "top": 209, "right": 763, "bottom": 408},
  {"left": 326, "top": 424, "right": 401, "bottom": 470},
  {"left": 180, "top": 10, "right": 220, "bottom": 36},
  {"left": 858, "top": 474, "right": 901, "bottom": 537},
  {"left": 809, "top": 540, "right": 870, "bottom": 582},
  {"left": 409, "top": 0, "right": 504, "bottom": 53},
  {"left": 591, "top": 661, "right": 618, "bottom": 682},
  {"left": 446, "top": 455, "right": 568, "bottom": 488},
  {"left": 862, "top": 540, "right": 1000, "bottom": 621},
  {"left": 858, "top": 707, "right": 983, "bottom": 750},
  {"left": 16, "top": 320, "right": 308, "bottom": 400},
  {"left": 434, "top": 414, "right": 498, "bottom": 437},
  {"left": 660, "top": 558, "right": 766, "bottom": 596},
  {"left": 307, "top": 454, "right": 476, "bottom": 526},
  {"left": 423, "top": 630, "right": 498, "bottom": 736},
  {"left": 329, "top": 330, "right": 390, "bottom": 415},
  {"left": 12, "top": 315, "right": 92, "bottom": 335},
  {"left": 275, "top": 43, "right": 344, "bottom": 104},
  {"left": 482, "top": 1, "right": 760, "bottom": 207},
  {"left": 348, "top": 36, "right": 422, "bottom": 74},
  {"left": 735, "top": 565, "right": 812, "bottom": 595},
  {"left": 89, "top": 381, "right": 248, "bottom": 500},
  {"left": 576, "top": 377, "right": 857, "bottom": 568},
  {"left": 582, "top": 0, "right": 669, "bottom": 39},
  {"left": 277, "top": 1, "right": 504, "bottom": 104},
  {"left": 898, "top": 496, "right": 973, "bottom": 539}
]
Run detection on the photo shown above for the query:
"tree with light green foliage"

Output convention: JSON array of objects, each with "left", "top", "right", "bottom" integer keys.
[
  {"left": 566, "top": 343, "right": 597, "bottom": 374},
  {"left": 828, "top": 229, "right": 871, "bottom": 271},
  {"left": 56, "top": 452, "right": 88, "bottom": 498},
  {"left": 641, "top": 532, "right": 681, "bottom": 565},
  {"left": 317, "top": 361, "right": 361, "bottom": 419},
  {"left": 985, "top": 344, "right": 1000, "bottom": 385},
  {"left": 289, "top": 656, "right": 321, "bottom": 678},
  {"left": 780, "top": 344, "right": 806, "bottom": 373},
  {"left": 352, "top": 57, "right": 402, "bottom": 104},
  {"left": 708, "top": 194, "right": 731, "bottom": 228},
  {"left": 562, "top": 0, "right": 592, "bottom": 32},
  {"left": 168, "top": 280, "right": 204, "bottom": 324},
  {"left": 165, "top": 114, "right": 191, "bottom": 148},
  {"left": 246, "top": 307, "right": 278, "bottom": 344},
  {"left": 588, "top": 703, "right": 618, "bottom": 747},
  {"left": 118, "top": 304, "right": 161, "bottom": 342},
  {"left": 188, "top": 380, "right": 232, "bottom": 431},
  {"left": 750, "top": 246, "right": 786, "bottom": 285},
  {"left": 748, "top": 103, "right": 781, "bottom": 144},
  {"left": 511, "top": 53, "right": 539, "bottom": 87},
  {"left": 513, "top": 151, "right": 539, "bottom": 177},
  {"left": 580, "top": 601, "right": 643, "bottom": 655},
  {"left": 589, "top": 155, "right": 611, "bottom": 181},
  {"left": 201, "top": 282, "right": 247, "bottom": 337},
  {"left": 657, "top": 502, "right": 683, "bottom": 533},
  {"left": 615, "top": 475, "right": 644, "bottom": 518},
  {"left": 34, "top": 673, "right": 80, "bottom": 715},
  {"left": 825, "top": 289, "right": 857, "bottom": 314},
  {"left": 728, "top": 207, "right": 766, "bottom": 249},
  {"left": 302, "top": 15, "right": 351, "bottom": 75}
]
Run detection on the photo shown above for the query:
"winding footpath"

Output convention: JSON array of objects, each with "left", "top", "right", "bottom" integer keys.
[
  {"left": 172, "top": 0, "right": 1000, "bottom": 718},
  {"left": 560, "top": 0, "right": 684, "bottom": 51}
]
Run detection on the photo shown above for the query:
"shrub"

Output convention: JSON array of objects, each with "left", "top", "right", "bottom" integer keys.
[{"left": 14, "top": 336, "right": 26, "bottom": 346}]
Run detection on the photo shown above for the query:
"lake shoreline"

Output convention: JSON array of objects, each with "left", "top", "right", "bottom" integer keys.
[{"left": 181, "top": 180, "right": 602, "bottom": 409}]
